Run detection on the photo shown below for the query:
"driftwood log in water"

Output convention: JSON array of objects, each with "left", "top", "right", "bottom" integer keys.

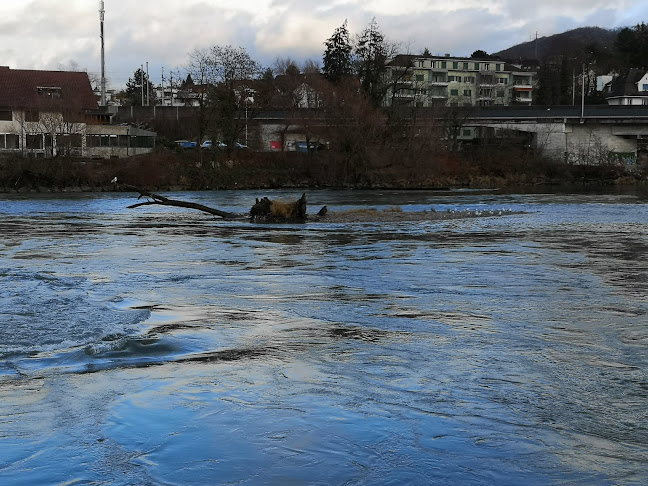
[
  {"left": 125, "top": 186, "right": 312, "bottom": 222},
  {"left": 125, "top": 186, "right": 240, "bottom": 219}
]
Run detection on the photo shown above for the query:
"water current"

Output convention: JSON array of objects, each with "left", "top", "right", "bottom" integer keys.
[{"left": 0, "top": 188, "right": 647, "bottom": 485}]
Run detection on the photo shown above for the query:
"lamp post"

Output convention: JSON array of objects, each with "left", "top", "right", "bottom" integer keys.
[{"left": 581, "top": 63, "right": 585, "bottom": 118}]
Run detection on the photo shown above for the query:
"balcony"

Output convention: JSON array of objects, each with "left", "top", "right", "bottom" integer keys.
[
  {"left": 478, "top": 77, "right": 497, "bottom": 87},
  {"left": 394, "top": 92, "right": 415, "bottom": 100},
  {"left": 429, "top": 80, "right": 449, "bottom": 86}
]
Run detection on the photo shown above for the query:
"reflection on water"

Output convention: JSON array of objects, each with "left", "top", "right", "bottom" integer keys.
[{"left": 0, "top": 189, "right": 647, "bottom": 485}]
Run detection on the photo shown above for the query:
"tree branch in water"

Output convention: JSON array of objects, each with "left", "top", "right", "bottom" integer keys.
[{"left": 124, "top": 185, "right": 241, "bottom": 219}]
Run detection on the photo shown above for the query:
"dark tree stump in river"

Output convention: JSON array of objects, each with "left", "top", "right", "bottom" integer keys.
[{"left": 250, "top": 193, "right": 308, "bottom": 223}]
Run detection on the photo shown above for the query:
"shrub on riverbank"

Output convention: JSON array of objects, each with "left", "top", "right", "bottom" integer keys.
[{"left": 0, "top": 146, "right": 643, "bottom": 193}]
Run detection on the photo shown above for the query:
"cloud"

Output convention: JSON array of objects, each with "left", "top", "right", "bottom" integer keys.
[{"left": 1, "top": 0, "right": 647, "bottom": 88}]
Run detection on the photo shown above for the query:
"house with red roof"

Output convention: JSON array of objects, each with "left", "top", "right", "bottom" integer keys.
[{"left": 0, "top": 66, "right": 155, "bottom": 158}]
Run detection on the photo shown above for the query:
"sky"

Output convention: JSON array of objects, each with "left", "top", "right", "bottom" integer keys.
[{"left": 1, "top": 0, "right": 647, "bottom": 90}]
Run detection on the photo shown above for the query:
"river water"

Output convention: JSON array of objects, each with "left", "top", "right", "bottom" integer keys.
[{"left": 0, "top": 188, "right": 647, "bottom": 485}]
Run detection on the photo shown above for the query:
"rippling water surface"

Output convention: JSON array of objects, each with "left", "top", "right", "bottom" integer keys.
[{"left": 1, "top": 189, "right": 647, "bottom": 485}]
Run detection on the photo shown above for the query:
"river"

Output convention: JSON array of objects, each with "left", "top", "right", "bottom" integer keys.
[{"left": 0, "top": 188, "right": 647, "bottom": 485}]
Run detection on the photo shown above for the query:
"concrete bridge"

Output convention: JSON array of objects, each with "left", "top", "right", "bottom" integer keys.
[{"left": 461, "top": 105, "right": 648, "bottom": 164}]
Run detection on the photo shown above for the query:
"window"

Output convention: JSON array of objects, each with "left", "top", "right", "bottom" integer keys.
[
  {"left": 6, "top": 134, "right": 19, "bottom": 149},
  {"left": 484, "top": 63, "right": 490, "bottom": 71},
  {"left": 463, "top": 62, "right": 469, "bottom": 70},
  {"left": 464, "top": 89, "right": 472, "bottom": 96},
  {"left": 496, "top": 64, "right": 502, "bottom": 71},
  {"left": 462, "top": 129, "right": 471, "bottom": 137},
  {"left": 441, "top": 61, "right": 446, "bottom": 68},
  {"left": 450, "top": 89, "right": 459, "bottom": 96},
  {"left": 452, "top": 62, "right": 458, "bottom": 69},
  {"left": 37, "top": 86, "right": 63, "bottom": 99},
  {"left": 416, "top": 74, "right": 425, "bottom": 82},
  {"left": 0, "top": 110, "right": 11, "bottom": 121},
  {"left": 26, "top": 134, "right": 43, "bottom": 149},
  {"left": 497, "top": 90, "right": 505, "bottom": 97},
  {"left": 464, "top": 76, "right": 475, "bottom": 84},
  {"left": 643, "top": 84, "right": 648, "bottom": 91},
  {"left": 498, "top": 77, "right": 508, "bottom": 85},
  {"left": 448, "top": 75, "right": 462, "bottom": 82},
  {"left": 474, "top": 63, "right": 480, "bottom": 70}
]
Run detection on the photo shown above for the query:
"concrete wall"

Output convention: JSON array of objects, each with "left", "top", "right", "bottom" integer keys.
[{"left": 480, "top": 119, "right": 640, "bottom": 163}]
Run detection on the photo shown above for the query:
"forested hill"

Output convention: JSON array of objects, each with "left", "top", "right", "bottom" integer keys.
[{"left": 494, "top": 27, "right": 618, "bottom": 61}]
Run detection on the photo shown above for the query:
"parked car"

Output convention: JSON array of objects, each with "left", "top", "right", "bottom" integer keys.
[
  {"left": 295, "top": 141, "right": 326, "bottom": 152},
  {"left": 175, "top": 140, "right": 197, "bottom": 149},
  {"left": 202, "top": 140, "right": 227, "bottom": 149},
  {"left": 235, "top": 142, "right": 248, "bottom": 149}
]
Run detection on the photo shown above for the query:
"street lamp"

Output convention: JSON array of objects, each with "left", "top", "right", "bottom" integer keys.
[{"left": 581, "top": 63, "right": 585, "bottom": 119}]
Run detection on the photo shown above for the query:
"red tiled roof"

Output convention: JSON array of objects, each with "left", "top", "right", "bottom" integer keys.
[{"left": 0, "top": 66, "right": 97, "bottom": 114}]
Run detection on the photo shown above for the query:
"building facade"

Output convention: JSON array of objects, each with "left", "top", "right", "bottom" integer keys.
[
  {"left": 384, "top": 55, "right": 535, "bottom": 108},
  {"left": 0, "top": 66, "right": 155, "bottom": 158},
  {"left": 604, "top": 69, "right": 648, "bottom": 106}
]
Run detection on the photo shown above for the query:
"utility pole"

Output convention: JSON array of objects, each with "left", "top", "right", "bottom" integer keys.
[
  {"left": 141, "top": 64, "right": 144, "bottom": 107},
  {"left": 99, "top": 0, "right": 106, "bottom": 106},
  {"left": 170, "top": 71, "right": 173, "bottom": 107},
  {"left": 146, "top": 62, "right": 150, "bottom": 106}
]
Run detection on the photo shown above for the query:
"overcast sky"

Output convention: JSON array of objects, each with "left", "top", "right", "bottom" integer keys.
[{"left": 1, "top": 0, "right": 646, "bottom": 89}]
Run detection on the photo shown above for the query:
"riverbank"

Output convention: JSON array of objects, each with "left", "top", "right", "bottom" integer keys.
[{"left": 1, "top": 148, "right": 645, "bottom": 193}]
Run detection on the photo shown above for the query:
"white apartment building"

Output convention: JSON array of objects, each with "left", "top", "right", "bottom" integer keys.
[{"left": 384, "top": 55, "right": 535, "bottom": 108}]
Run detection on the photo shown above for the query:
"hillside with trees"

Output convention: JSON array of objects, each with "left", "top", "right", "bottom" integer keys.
[{"left": 494, "top": 27, "right": 618, "bottom": 63}]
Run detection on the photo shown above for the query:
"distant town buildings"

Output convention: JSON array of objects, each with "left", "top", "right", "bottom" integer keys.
[{"left": 383, "top": 54, "right": 535, "bottom": 108}]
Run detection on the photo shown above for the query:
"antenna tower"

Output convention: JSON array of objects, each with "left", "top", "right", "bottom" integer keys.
[{"left": 100, "top": 1, "right": 106, "bottom": 106}]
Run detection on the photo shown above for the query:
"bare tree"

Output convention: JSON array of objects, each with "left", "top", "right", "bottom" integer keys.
[
  {"left": 186, "top": 48, "right": 219, "bottom": 155},
  {"left": 185, "top": 45, "right": 261, "bottom": 153},
  {"left": 273, "top": 57, "right": 300, "bottom": 76},
  {"left": 301, "top": 58, "right": 321, "bottom": 74},
  {"left": 12, "top": 91, "right": 87, "bottom": 157}
]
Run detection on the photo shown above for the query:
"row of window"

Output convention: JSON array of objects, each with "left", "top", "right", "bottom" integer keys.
[
  {"left": 415, "top": 73, "right": 510, "bottom": 84},
  {"left": 447, "top": 89, "right": 507, "bottom": 98},
  {"left": 402, "top": 88, "right": 508, "bottom": 98},
  {"left": 0, "top": 133, "right": 155, "bottom": 149},
  {"left": 415, "top": 60, "right": 504, "bottom": 71}
]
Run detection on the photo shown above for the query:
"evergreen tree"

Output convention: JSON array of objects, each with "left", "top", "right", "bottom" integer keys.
[
  {"left": 125, "top": 68, "right": 156, "bottom": 106},
  {"left": 323, "top": 20, "right": 352, "bottom": 83},
  {"left": 615, "top": 22, "right": 648, "bottom": 69},
  {"left": 354, "top": 18, "right": 389, "bottom": 106}
]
